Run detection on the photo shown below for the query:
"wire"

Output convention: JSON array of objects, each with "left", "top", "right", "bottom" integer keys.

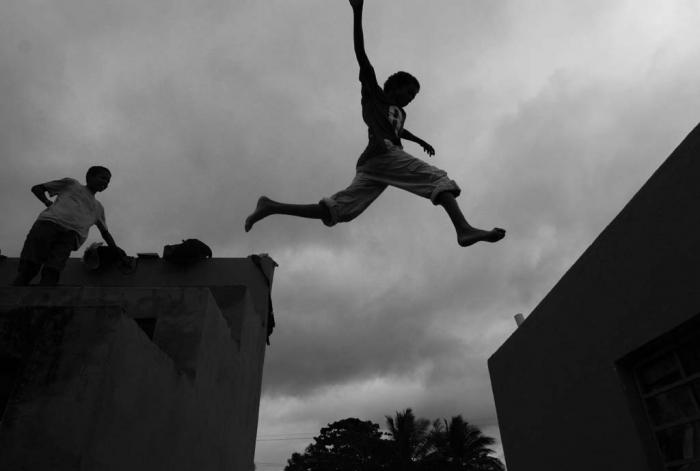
[
  {"left": 256, "top": 436, "right": 314, "bottom": 442},
  {"left": 256, "top": 432, "right": 315, "bottom": 439}
]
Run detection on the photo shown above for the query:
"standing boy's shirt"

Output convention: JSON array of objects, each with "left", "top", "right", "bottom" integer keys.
[
  {"left": 36, "top": 178, "right": 106, "bottom": 249},
  {"left": 357, "top": 64, "right": 407, "bottom": 167}
]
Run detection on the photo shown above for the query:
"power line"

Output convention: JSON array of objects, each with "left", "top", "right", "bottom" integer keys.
[
  {"left": 255, "top": 462, "right": 287, "bottom": 471},
  {"left": 255, "top": 420, "right": 500, "bottom": 442},
  {"left": 256, "top": 432, "right": 316, "bottom": 439},
  {"left": 256, "top": 436, "right": 314, "bottom": 442}
]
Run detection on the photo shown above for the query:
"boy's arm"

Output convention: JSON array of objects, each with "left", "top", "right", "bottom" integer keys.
[
  {"left": 31, "top": 184, "right": 53, "bottom": 207},
  {"left": 95, "top": 220, "right": 126, "bottom": 257},
  {"left": 95, "top": 220, "right": 117, "bottom": 248},
  {"left": 401, "top": 129, "right": 435, "bottom": 157},
  {"left": 350, "top": 0, "right": 372, "bottom": 70}
]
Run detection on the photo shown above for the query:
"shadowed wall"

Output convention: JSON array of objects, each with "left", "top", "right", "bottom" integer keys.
[
  {"left": 489, "top": 124, "right": 700, "bottom": 471},
  {"left": 0, "top": 257, "right": 275, "bottom": 471}
]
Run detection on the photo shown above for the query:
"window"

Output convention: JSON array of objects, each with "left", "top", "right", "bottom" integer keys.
[{"left": 630, "top": 320, "right": 700, "bottom": 470}]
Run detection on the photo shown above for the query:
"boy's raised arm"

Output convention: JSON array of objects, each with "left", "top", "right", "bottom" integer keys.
[{"left": 350, "top": 0, "right": 371, "bottom": 70}]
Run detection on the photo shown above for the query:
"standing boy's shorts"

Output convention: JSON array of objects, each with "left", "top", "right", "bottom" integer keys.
[
  {"left": 19, "top": 220, "right": 78, "bottom": 271},
  {"left": 319, "top": 146, "right": 461, "bottom": 227}
]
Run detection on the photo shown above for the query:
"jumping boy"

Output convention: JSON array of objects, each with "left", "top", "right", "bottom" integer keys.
[
  {"left": 245, "top": 0, "right": 505, "bottom": 247},
  {"left": 13, "top": 166, "right": 126, "bottom": 286}
]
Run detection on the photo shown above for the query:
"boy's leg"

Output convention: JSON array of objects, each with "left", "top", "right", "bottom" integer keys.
[
  {"left": 38, "top": 227, "right": 76, "bottom": 286},
  {"left": 12, "top": 260, "right": 41, "bottom": 286},
  {"left": 39, "top": 267, "right": 61, "bottom": 286},
  {"left": 245, "top": 197, "right": 330, "bottom": 232},
  {"left": 245, "top": 174, "right": 386, "bottom": 231},
  {"left": 360, "top": 147, "right": 505, "bottom": 247},
  {"left": 13, "top": 220, "right": 53, "bottom": 285},
  {"left": 435, "top": 192, "right": 505, "bottom": 247}
]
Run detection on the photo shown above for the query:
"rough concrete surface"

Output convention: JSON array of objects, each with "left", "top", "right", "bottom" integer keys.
[{"left": 0, "top": 257, "right": 275, "bottom": 471}]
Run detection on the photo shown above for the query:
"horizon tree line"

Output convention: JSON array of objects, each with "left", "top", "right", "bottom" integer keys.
[{"left": 284, "top": 408, "right": 505, "bottom": 471}]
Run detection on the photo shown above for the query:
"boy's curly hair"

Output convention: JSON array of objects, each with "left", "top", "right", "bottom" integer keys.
[
  {"left": 86, "top": 166, "right": 111, "bottom": 179},
  {"left": 384, "top": 71, "right": 420, "bottom": 93}
]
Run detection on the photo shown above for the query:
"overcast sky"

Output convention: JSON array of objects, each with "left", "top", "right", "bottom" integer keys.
[{"left": 2, "top": 0, "right": 700, "bottom": 469}]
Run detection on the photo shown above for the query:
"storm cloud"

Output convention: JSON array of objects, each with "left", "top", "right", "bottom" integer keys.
[{"left": 2, "top": 1, "right": 700, "bottom": 469}]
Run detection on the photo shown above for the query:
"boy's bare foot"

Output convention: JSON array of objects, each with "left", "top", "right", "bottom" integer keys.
[
  {"left": 458, "top": 227, "right": 506, "bottom": 247},
  {"left": 245, "top": 196, "right": 273, "bottom": 232}
]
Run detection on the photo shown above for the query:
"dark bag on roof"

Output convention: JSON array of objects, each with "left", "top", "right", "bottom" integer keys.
[
  {"left": 84, "top": 243, "right": 125, "bottom": 269},
  {"left": 162, "top": 239, "right": 212, "bottom": 264}
]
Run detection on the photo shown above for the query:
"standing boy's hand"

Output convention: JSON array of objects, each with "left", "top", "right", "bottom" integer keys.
[
  {"left": 349, "top": 0, "right": 363, "bottom": 8},
  {"left": 31, "top": 184, "right": 53, "bottom": 207}
]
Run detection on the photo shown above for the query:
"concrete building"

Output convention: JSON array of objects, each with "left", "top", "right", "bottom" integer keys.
[
  {"left": 0, "top": 256, "right": 276, "bottom": 471},
  {"left": 489, "top": 124, "right": 700, "bottom": 471}
]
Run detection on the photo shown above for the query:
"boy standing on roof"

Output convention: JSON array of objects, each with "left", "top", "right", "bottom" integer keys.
[
  {"left": 245, "top": 0, "right": 505, "bottom": 247},
  {"left": 13, "top": 166, "right": 126, "bottom": 286}
]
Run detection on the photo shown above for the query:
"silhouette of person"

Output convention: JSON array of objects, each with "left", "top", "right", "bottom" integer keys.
[
  {"left": 13, "top": 166, "right": 126, "bottom": 286},
  {"left": 245, "top": 0, "right": 505, "bottom": 247}
]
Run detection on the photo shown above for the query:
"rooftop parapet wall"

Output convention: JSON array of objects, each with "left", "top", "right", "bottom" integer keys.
[
  {"left": 0, "top": 257, "right": 276, "bottom": 471},
  {"left": 0, "top": 256, "right": 276, "bottom": 300},
  {"left": 0, "top": 256, "right": 276, "bottom": 345}
]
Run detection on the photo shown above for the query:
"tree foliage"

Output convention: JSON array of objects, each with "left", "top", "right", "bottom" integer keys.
[
  {"left": 284, "top": 417, "right": 391, "bottom": 471},
  {"left": 284, "top": 412, "right": 505, "bottom": 471},
  {"left": 424, "top": 415, "right": 506, "bottom": 471},
  {"left": 385, "top": 408, "right": 431, "bottom": 470}
]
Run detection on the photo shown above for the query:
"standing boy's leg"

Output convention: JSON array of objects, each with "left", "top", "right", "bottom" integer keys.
[
  {"left": 13, "top": 220, "right": 53, "bottom": 286},
  {"left": 39, "top": 227, "right": 76, "bottom": 286},
  {"left": 13, "top": 260, "right": 41, "bottom": 286},
  {"left": 39, "top": 268, "right": 60, "bottom": 286}
]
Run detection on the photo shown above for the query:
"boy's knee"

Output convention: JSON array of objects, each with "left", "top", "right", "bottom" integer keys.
[
  {"left": 12, "top": 274, "right": 33, "bottom": 286},
  {"left": 431, "top": 183, "right": 462, "bottom": 206},
  {"left": 13, "top": 260, "right": 40, "bottom": 285},
  {"left": 39, "top": 267, "right": 61, "bottom": 286},
  {"left": 318, "top": 199, "right": 338, "bottom": 227}
]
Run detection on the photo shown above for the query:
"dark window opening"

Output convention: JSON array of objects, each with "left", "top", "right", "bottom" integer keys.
[
  {"left": 626, "top": 314, "right": 700, "bottom": 470},
  {"left": 0, "top": 356, "right": 23, "bottom": 421},
  {"left": 134, "top": 317, "right": 157, "bottom": 340}
]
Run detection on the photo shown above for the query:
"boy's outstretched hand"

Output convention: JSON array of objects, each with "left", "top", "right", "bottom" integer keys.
[
  {"left": 349, "top": 0, "right": 363, "bottom": 8},
  {"left": 421, "top": 142, "right": 435, "bottom": 157}
]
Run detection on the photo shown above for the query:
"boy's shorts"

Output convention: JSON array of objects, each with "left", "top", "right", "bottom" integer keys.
[
  {"left": 19, "top": 220, "right": 79, "bottom": 271},
  {"left": 320, "top": 146, "right": 461, "bottom": 227}
]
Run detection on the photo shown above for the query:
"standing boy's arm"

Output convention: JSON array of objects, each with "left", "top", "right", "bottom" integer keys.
[
  {"left": 350, "top": 0, "right": 372, "bottom": 70},
  {"left": 95, "top": 220, "right": 126, "bottom": 257},
  {"left": 31, "top": 184, "right": 53, "bottom": 207},
  {"left": 401, "top": 129, "right": 435, "bottom": 157},
  {"left": 95, "top": 220, "right": 117, "bottom": 248}
]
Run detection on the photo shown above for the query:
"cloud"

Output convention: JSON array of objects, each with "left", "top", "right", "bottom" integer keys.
[{"left": 3, "top": 1, "right": 700, "bottom": 470}]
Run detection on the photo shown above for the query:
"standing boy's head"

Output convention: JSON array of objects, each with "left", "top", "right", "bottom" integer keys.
[
  {"left": 85, "top": 166, "right": 111, "bottom": 194},
  {"left": 384, "top": 71, "right": 420, "bottom": 107}
]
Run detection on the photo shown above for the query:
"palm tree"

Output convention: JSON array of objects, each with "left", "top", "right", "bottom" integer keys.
[
  {"left": 385, "top": 408, "right": 431, "bottom": 471},
  {"left": 425, "top": 415, "right": 505, "bottom": 471}
]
